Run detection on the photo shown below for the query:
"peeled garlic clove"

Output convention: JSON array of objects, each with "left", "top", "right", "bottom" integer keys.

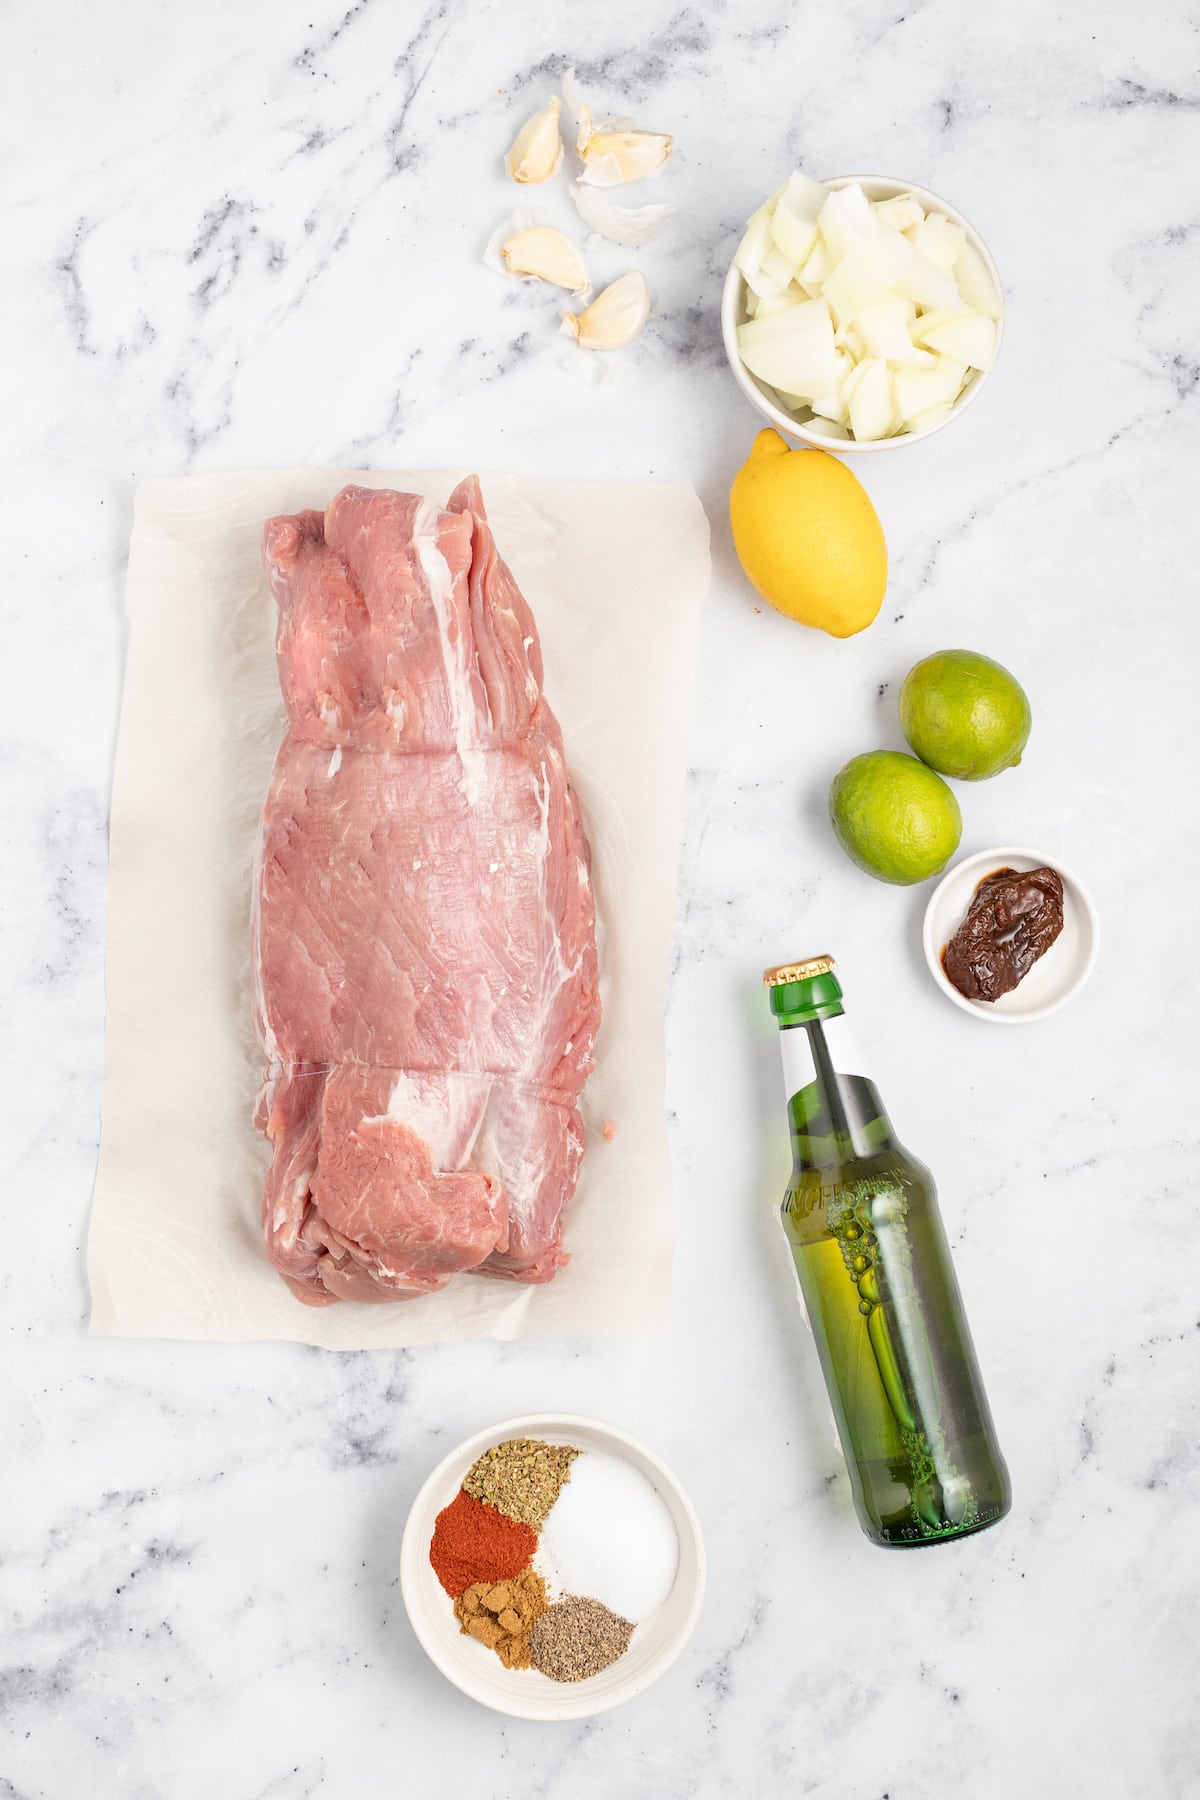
[
  {"left": 503, "top": 227, "right": 590, "bottom": 294},
  {"left": 490, "top": 222, "right": 590, "bottom": 295},
  {"left": 505, "top": 95, "right": 564, "bottom": 184},
  {"left": 576, "top": 101, "right": 672, "bottom": 186},
  {"left": 483, "top": 208, "right": 546, "bottom": 275},
  {"left": 560, "top": 269, "right": 651, "bottom": 349},
  {"left": 568, "top": 182, "right": 676, "bottom": 246}
]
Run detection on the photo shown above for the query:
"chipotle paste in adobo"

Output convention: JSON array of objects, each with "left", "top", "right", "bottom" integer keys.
[{"left": 942, "top": 865, "right": 1065, "bottom": 1003}]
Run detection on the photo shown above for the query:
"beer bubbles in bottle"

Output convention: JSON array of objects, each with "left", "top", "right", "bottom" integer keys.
[{"left": 766, "top": 956, "right": 1010, "bottom": 1546}]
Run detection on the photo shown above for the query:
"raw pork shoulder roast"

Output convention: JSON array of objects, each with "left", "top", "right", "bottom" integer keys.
[{"left": 253, "top": 480, "right": 600, "bottom": 1305}]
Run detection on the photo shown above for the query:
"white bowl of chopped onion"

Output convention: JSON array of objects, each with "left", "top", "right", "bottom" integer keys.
[{"left": 721, "top": 173, "right": 1004, "bottom": 450}]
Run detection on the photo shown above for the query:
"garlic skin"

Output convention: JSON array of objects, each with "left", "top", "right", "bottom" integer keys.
[
  {"left": 576, "top": 101, "right": 672, "bottom": 187},
  {"left": 500, "top": 226, "right": 590, "bottom": 295},
  {"left": 504, "top": 95, "right": 564, "bottom": 184},
  {"left": 561, "top": 65, "right": 585, "bottom": 123},
  {"left": 561, "top": 343, "right": 616, "bottom": 387},
  {"left": 568, "top": 182, "right": 676, "bottom": 247},
  {"left": 560, "top": 270, "right": 651, "bottom": 349}
]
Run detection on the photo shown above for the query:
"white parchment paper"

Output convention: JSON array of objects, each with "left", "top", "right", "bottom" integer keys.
[{"left": 87, "top": 469, "right": 710, "bottom": 1348}]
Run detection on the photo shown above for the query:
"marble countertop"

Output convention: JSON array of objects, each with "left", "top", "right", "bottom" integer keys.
[{"left": 6, "top": 1, "right": 1199, "bottom": 1794}]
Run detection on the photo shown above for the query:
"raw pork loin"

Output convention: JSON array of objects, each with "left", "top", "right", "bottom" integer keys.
[{"left": 253, "top": 480, "right": 599, "bottom": 1305}]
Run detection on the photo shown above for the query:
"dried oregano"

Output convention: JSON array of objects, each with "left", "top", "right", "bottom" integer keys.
[{"left": 462, "top": 1437, "right": 580, "bottom": 1530}]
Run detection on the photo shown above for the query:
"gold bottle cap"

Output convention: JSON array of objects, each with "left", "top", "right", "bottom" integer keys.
[{"left": 762, "top": 955, "right": 837, "bottom": 987}]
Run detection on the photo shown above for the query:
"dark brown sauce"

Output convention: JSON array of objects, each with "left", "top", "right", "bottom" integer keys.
[{"left": 941, "top": 865, "right": 1065, "bottom": 1003}]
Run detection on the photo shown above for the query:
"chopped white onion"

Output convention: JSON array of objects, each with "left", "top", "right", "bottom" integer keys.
[
  {"left": 894, "top": 356, "right": 968, "bottom": 422},
  {"left": 736, "top": 295, "right": 836, "bottom": 398},
  {"left": 797, "top": 239, "right": 834, "bottom": 294},
  {"left": 845, "top": 358, "right": 896, "bottom": 442},
  {"left": 906, "top": 400, "right": 955, "bottom": 433},
  {"left": 735, "top": 204, "right": 771, "bottom": 265},
  {"left": 873, "top": 192, "right": 925, "bottom": 232},
  {"left": 857, "top": 295, "right": 923, "bottom": 363},
  {"left": 953, "top": 240, "right": 1004, "bottom": 321},
  {"left": 906, "top": 212, "right": 966, "bottom": 273},
  {"left": 816, "top": 183, "right": 878, "bottom": 261},
  {"left": 894, "top": 249, "right": 960, "bottom": 312},
  {"left": 732, "top": 172, "right": 1002, "bottom": 439},
  {"left": 808, "top": 415, "right": 851, "bottom": 439},
  {"left": 920, "top": 311, "right": 996, "bottom": 371}
]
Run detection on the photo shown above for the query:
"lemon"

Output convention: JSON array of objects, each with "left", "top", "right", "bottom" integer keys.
[
  {"left": 899, "top": 649, "right": 1032, "bottom": 781},
  {"left": 829, "top": 751, "right": 962, "bottom": 885},
  {"left": 729, "top": 429, "right": 887, "bottom": 638}
]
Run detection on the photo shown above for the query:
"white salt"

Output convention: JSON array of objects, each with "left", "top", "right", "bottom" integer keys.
[{"left": 536, "top": 1449, "right": 678, "bottom": 1623}]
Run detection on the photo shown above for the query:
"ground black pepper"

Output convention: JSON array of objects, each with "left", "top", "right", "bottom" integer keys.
[{"left": 528, "top": 1595, "right": 634, "bottom": 1682}]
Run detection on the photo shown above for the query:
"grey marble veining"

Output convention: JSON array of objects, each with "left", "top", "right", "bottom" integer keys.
[{"left": 4, "top": 0, "right": 1200, "bottom": 1794}]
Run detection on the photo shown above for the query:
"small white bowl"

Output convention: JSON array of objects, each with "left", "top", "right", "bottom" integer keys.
[
  {"left": 399, "top": 1412, "right": 705, "bottom": 1720},
  {"left": 922, "top": 847, "right": 1099, "bottom": 1023},
  {"left": 721, "top": 173, "right": 1004, "bottom": 452}
]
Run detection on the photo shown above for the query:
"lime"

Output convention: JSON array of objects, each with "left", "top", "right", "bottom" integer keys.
[
  {"left": 899, "top": 649, "right": 1031, "bottom": 781},
  {"left": 829, "top": 751, "right": 962, "bottom": 885}
]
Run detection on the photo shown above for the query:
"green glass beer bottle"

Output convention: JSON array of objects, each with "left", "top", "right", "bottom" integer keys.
[{"left": 766, "top": 955, "right": 1011, "bottom": 1546}]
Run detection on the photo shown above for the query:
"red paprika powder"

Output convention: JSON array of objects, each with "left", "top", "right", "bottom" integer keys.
[{"left": 429, "top": 1488, "right": 537, "bottom": 1598}]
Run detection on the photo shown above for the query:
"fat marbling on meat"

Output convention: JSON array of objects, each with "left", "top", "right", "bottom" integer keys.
[{"left": 253, "top": 479, "right": 599, "bottom": 1305}]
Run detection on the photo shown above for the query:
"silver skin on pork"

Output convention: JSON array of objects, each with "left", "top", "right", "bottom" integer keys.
[{"left": 253, "top": 479, "right": 599, "bottom": 1305}]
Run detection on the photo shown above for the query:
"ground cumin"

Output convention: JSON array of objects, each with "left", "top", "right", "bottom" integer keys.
[{"left": 454, "top": 1567, "right": 550, "bottom": 1670}]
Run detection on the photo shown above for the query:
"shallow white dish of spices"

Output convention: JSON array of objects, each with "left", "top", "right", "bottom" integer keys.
[{"left": 400, "top": 1412, "right": 705, "bottom": 1720}]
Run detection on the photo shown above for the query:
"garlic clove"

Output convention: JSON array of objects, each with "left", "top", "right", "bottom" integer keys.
[
  {"left": 560, "top": 269, "right": 651, "bottom": 349},
  {"left": 501, "top": 225, "right": 590, "bottom": 295},
  {"left": 484, "top": 213, "right": 591, "bottom": 295},
  {"left": 576, "top": 101, "right": 672, "bottom": 187},
  {"left": 504, "top": 95, "right": 564, "bottom": 184},
  {"left": 483, "top": 208, "right": 547, "bottom": 275},
  {"left": 568, "top": 181, "right": 676, "bottom": 247}
]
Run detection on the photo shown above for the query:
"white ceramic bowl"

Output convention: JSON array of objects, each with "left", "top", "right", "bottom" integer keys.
[
  {"left": 922, "top": 847, "right": 1100, "bottom": 1023},
  {"left": 721, "top": 173, "right": 1004, "bottom": 452},
  {"left": 399, "top": 1412, "right": 705, "bottom": 1720}
]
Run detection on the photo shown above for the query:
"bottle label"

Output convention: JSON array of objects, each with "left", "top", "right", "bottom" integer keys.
[{"left": 780, "top": 1015, "right": 869, "bottom": 1102}]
